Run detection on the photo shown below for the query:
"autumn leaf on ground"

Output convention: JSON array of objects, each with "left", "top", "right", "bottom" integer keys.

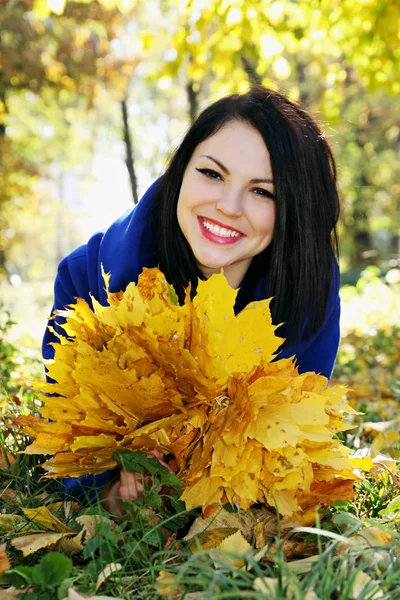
[
  {"left": 95, "top": 562, "right": 123, "bottom": 592},
  {"left": 10, "top": 532, "right": 75, "bottom": 557},
  {"left": 208, "top": 530, "right": 253, "bottom": 568},
  {"left": 0, "top": 543, "right": 11, "bottom": 575},
  {"left": 156, "top": 570, "right": 183, "bottom": 598},
  {"left": 22, "top": 506, "right": 75, "bottom": 533}
]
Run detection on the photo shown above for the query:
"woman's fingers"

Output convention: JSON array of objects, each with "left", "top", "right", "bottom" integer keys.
[
  {"left": 119, "top": 471, "right": 145, "bottom": 500},
  {"left": 100, "top": 452, "right": 174, "bottom": 518},
  {"left": 148, "top": 449, "right": 176, "bottom": 473}
]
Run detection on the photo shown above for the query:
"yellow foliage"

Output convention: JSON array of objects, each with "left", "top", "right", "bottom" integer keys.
[{"left": 17, "top": 267, "right": 369, "bottom": 520}]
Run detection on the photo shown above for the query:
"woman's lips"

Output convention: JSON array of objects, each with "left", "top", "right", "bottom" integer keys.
[{"left": 198, "top": 216, "right": 245, "bottom": 245}]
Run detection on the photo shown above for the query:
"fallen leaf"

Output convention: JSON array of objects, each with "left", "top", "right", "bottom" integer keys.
[
  {"left": 44, "top": 501, "right": 81, "bottom": 519},
  {"left": 75, "top": 515, "right": 117, "bottom": 544},
  {"left": 0, "top": 515, "right": 26, "bottom": 533},
  {"left": 0, "top": 447, "right": 15, "bottom": 468},
  {"left": 184, "top": 507, "right": 253, "bottom": 542},
  {"left": 349, "top": 571, "right": 384, "bottom": 599},
  {"left": 285, "top": 555, "right": 320, "bottom": 574},
  {"left": 95, "top": 562, "right": 123, "bottom": 592},
  {"left": 371, "top": 453, "right": 397, "bottom": 473},
  {"left": 209, "top": 530, "right": 253, "bottom": 568},
  {"left": 357, "top": 526, "right": 393, "bottom": 547},
  {"left": 304, "top": 591, "right": 321, "bottom": 600},
  {"left": 0, "top": 543, "right": 11, "bottom": 575},
  {"left": 67, "top": 590, "right": 123, "bottom": 600},
  {"left": 155, "top": 570, "right": 182, "bottom": 598},
  {"left": 0, "top": 489, "right": 24, "bottom": 504},
  {"left": 253, "top": 577, "right": 278, "bottom": 595},
  {"left": 0, "top": 588, "right": 21, "bottom": 598},
  {"left": 193, "top": 528, "right": 239, "bottom": 551},
  {"left": 22, "top": 506, "right": 75, "bottom": 533},
  {"left": 11, "top": 532, "right": 75, "bottom": 557},
  {"left": 59, "top": 534, "right": 84, "bottom": 556}
]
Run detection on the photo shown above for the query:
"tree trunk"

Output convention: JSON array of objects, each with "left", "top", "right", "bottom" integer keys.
[
  {"left": 0, "top": 89, "right": 6, "bottom": 137},
  {"left": 0, "top": 90, "right": 7, "bottom": 276},
  {"left": 348, "top": 174, "right": 375, "bottom": 268},
  {"left": 241, "top": 55, "right": 262, "bottom": 86},
  {"left": 121, "top": 98, "right": 138, "bottom": 205},
  {"left": 186, "top": 81, "right": 199, "bottom": 124}
]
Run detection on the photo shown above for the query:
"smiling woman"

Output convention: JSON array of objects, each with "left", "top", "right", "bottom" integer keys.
[
  {"left": 43, "top": 86, "right": 341, "bottom": 514},
  {"left": 177, "top": 121, "right": 276, "bottom": 289}
]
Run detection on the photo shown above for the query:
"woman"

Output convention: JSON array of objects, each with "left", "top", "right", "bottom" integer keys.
[{"left": 43, "top": 86, "right": 341, "bottom": 515}]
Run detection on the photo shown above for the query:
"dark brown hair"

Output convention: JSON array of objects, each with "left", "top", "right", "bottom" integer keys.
[{"left": 154, "top": 86, "right": 340, "bottom": 343}]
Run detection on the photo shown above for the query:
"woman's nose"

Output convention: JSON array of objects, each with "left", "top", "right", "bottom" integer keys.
[{"left": 216, "top": 187, "right": 244, "bottom": 218}]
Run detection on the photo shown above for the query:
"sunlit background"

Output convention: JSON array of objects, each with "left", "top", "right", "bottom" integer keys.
[{"left": 0, "top": 0, "right": 399, "bottom": 358}]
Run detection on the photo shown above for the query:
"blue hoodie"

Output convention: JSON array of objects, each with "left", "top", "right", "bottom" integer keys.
[{"left": 43, "top": 180, "right": 341, "bottom": 498}]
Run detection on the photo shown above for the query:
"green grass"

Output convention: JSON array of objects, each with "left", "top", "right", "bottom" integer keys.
[
  {"left": 1, "top": 271, "right": 400, "bottom": 599},
  {"left": 1, "top": 446, "right": 400, "bottom": 599}
]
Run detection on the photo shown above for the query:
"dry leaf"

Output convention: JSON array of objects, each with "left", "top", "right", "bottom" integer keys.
[
  {"left": 75, "top": 515, "right": 117, "bottom": 544},
  {"left": 349, "top": 571, "right": 384, "bottom": 599},
  {"left": 155, "top": 570, "right": 182, "bottom": 598},
  {"left": 254, "top": 575, "right": 317, "bottom": 599},
  {"left": 285, "top": 555, "right": 320, "bottom": 574},
  {"left": 253, "top": 577, "right": 278, "bottom": 595},
  {"left": 11, "top": 532, "right": 75, "bottom": 557},
  {"left": 0, "top": 447, "right": 15, "bottom": 468},
  {"left": 208, "top": 530, "right": 253, "bottom": 568},
  {"left": 67, "top": 590, "right": 123, "bottom": 600},
  {"left": 304, "top": 591, "right": 321, "bottom": 600},
  {"left": 0, "top": 489, "right": 24, "bottom": 504},
  {"left": 193, "top": 527, "right": 239, "bottom": 551},
  {"left": 44, "top": 501, "right": 81, "bottom": 519},
  {"left": 22, "top": 506, "right": 75, "bottom": 533},
  {"left": 95, "top": 562, "right": 122, "bottom": 592},
  {"left": 0, "top": 588, "right": 21, "bottom": 599},
  {"left": 184, "top": 507, "right": 254, "bottom": 542},
  {"left": 0, "top": 515, "right": 26, "bottom": 533},
  {"left": 59, "top": 534, "right": 84, "bottom": 556},
  {"left": 0, "top": 543, "right": 11, "bottom": 575}
]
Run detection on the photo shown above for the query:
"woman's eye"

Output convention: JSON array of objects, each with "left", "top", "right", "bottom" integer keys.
[
  {"left": 252, "top": 187, "right": 275, "bottom": 200},
  {"left": 196, "top": 168, "right": 222, "bottom": 180}
]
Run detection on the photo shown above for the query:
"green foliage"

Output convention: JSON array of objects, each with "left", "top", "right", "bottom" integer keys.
[
  {"left": 115, "top": 449, "right": 194, "bottom": 535},
  {"left": 2, "top": 553, "right": 72, "bottom": 596},
  {"left": 0, "top": 304, "right": 17, "bottom": 383}
]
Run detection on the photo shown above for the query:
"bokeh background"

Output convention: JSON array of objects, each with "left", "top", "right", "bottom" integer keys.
[{"left": 0, "top": 0, "right": 399, "bottom": 428}]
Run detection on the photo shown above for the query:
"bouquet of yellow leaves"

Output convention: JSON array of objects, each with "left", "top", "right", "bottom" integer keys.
[{"left": 17, "top": 267, "right": 371, "bottom": 523}]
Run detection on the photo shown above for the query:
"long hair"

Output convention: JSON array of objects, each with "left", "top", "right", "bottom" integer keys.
[{"left": 154, "top": 86, "right": 340, "bottom": 343}]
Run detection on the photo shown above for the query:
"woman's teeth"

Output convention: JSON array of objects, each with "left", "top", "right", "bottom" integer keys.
[{"left": 202, "top": 218, "right": 241, "bottom": 238}]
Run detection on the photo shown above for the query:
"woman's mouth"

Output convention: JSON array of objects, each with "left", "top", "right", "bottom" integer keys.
[{"left": 198, "top": 216, "right": 244, "bottom": 244}]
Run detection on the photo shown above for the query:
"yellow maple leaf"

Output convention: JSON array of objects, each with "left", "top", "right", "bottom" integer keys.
[
  {"left": 18, "top": 268, "right": 281, "bottom": 478},
  {"left": 15, "top": 267, "right": 368, "bottom": 522}
]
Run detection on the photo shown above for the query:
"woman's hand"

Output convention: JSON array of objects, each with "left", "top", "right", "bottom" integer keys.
[{"left": 99, "top": 450, "right": 174, "bottom": 518}]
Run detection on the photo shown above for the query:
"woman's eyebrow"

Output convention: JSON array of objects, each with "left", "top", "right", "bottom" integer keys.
[{"left": 199, "top": 154, "right": 274, "bottom": 185}]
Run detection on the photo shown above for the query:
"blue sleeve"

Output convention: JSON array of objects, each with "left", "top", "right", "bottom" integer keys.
[
  {"left": 42, "top": 233, "right": 114, "bottom": 500},
  {"left": 292, "top": 294, "right": 340, "bottom": 379},
  {"left": 42, "top": 232, "right": 104, "bottom": 360},
  {"left": 278, "top": 262, "right": 341, "bottom": 380},
  {"left": 63, "top": 470, "right": 118, "bottom": 503}
]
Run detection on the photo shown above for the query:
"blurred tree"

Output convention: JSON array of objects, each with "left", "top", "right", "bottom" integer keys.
[
  {"left": 1, "top": 0, "right": 399, "bottom": 276},
  {"left": 0, "top": 0, "right": 139, "bottom": 276}
]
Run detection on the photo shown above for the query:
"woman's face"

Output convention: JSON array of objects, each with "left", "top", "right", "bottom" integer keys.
[{"left": 177, "top": 120, "right": 276, "bottom": 289}]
